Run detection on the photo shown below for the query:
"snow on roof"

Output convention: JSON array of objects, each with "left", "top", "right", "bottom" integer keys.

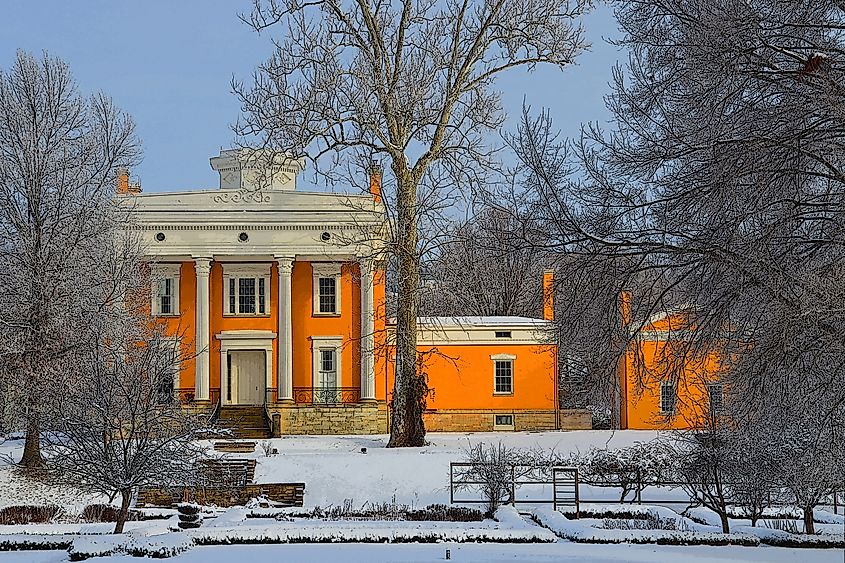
[{"left": 411, "top": 316, "right": 552, "bottom": 328}]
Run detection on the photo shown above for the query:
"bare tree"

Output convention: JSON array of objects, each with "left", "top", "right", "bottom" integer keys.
[
  {"left": 0, "top": 51, "right": 140, "bottom": 467},
  {"left": 44, "top": 242, "right": 208, "bottom": 533},
  {"left": 727, "top": 424, "right": 781, "bottom": 527},
  {"left": 234, "top": 0, "right": 593, "bottom": 446},
  {"left": 774, "top": 407, "right": 845, "bottom": 535},
  {"left": 421, "top": 206, "right": 544, "bottom": 317},
  {"left": 513, "top": 0, "right": 845, "bottom": 453},
  {"left": 673, "top": 428, "right": 736, "bottom": 533}
]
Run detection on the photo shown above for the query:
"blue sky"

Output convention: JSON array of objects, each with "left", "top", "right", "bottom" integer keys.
[{"left": 1, "top": 1, "right": 622, "bottom": 193}]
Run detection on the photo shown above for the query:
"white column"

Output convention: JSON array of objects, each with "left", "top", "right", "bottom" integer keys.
[
  {"left": 194, "top": 257, "right": 212, "bottom": 401},
  {"left": 360, "top": 258, "right": 376, "bottom": 401},
  {"left": 276, "top": 256, "right": 295, "bottom": 402}
]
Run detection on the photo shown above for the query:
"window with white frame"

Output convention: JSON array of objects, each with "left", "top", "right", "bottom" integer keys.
[
  {"left": 707, "top": 383, "right": 723, "bottom": 414},
  {"left": 312, "top": 263, "right": 342, "bottom": 315},
  {"left": 494, "top": 414, "right": 514, "bottom": 430},
  {"left": 151, "top": 264, "right": 180, "bottom": 316},
  {"left": 311, "top": 336, "right": 343, "bottom": 403},
  {"left": 223, "top": 264, "right": 271, "bottom": 316},
  {"left": 157, "top": 338, "right": 180, "bottom": 404},
  {"left": 491, "top": 354, "right": 515, "bottom": 395},
  {"left": 660, "top": 381, "right": 677, "bottom": 414}
]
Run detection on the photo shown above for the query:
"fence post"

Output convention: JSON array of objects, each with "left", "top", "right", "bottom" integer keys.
[
  {"left": 575, "top": 468, "right": 580, "bottom": 520},
  {"left": 636, "top": 469, "right": 642, "bottom": 505},
  {"left": 834, "top": 491, "right": 838, "bottom": 515},
  {"left": 510, "top": 465, "right": 516, "bottom": 505},
  {"left": 449, "top": 463, "right": 454, "bottom": 505}
]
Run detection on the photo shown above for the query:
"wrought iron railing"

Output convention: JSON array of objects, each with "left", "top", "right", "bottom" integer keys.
[
  {"left": 175, "top": 387, "right": 220, "bottom": 406},
  {"left": 293, "top": 386, "right": 361, "bottom": 404}
]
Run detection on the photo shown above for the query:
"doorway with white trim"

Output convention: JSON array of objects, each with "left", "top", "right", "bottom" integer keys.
[
  {"left": 226, "top": 350, "right": 265, "bottom": 405},
  {"left": 216, "top": 330, "right": 276, "bottom": 406}
]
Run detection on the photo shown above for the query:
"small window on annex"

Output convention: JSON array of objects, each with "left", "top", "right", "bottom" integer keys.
[
  {"left": 223, "top": 264, "right": 271, "bottom": 316},
  {"left": 494, "top": 414, "right": 514, "bottom": 430},
  {"left": 491, "top": 355, "right": 515, "bottom": 395},
  {"left": 707, "top": 383, "right": 723, "bottom": 414},
  {"left": 660, "top": 382, "right": 677, "bottom": 414},
  {"left": 312, "top": 263, "right": 342, "bottom": 315},
  {"left": 151, "top": 264, "right": 180, "bottom": 317}
]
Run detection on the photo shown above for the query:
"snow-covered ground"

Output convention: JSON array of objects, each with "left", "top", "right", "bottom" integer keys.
[
  {"left": 0, "top": 431, "right": 841, "bottom": 561},
  {"left": 1, "top": 542, "right": 842, "bottom": 562},
  {"left": 246, "top": 431, "right": 662, "bottom": 508},
  {"left": 0, "top": 431, "right": 663, "bottom": 513}
]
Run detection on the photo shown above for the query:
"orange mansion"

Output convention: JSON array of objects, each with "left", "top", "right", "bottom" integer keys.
[{"left": 124, "top": 150, "right": 591, "bottom": 436}]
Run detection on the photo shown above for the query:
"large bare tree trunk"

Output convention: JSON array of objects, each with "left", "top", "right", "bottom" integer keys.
[
  {"left": 20, "top": 414, "right": 43, "bottom": 469},
  {"left": 718, "top": 511, "right": 730, "bottom": 534},
  {"left": 388, "top": 174, "right": 426, "bottom": 447},
  {"left": 803, "top": 506, "right": 815, "bottom": 535},
  {"left": 113, "top": 489, "right": 132, "bottom": 534}
]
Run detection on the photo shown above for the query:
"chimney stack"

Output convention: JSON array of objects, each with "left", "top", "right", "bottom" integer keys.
[
  {"left": 369, "top": 161, "right": 382, "bottom": 203},
  {"left": 116, "top": 167, "right": 130, "bottom": 194},
  {"left": 542, "top": 269, "right": 555, "bottom": 321},
  {"left": 618, "top": 290, "right": 632, "bottom": 328}
]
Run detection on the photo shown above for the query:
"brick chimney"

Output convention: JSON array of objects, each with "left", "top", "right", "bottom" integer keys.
[
  {"left": 542, "top": 269, "right": 555, "bottom": 321},
  {"left": 618, "top": 290, "right": 632, "bottom": 328},
  {"left": 116, "top": 168, "right": 142, "bottom": 195},
  {"left": 369, "top": 161, "right": 382, "bottom": 203},
  {"left": 116, "top": 167, "right": 130, "bottom": 194}
]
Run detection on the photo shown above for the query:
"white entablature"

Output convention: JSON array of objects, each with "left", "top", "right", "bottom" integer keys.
[{"left": 125, "top": 149, "right": 387, "bottom": 259}]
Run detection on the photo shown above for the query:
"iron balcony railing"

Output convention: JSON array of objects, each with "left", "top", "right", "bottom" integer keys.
[{"left": 292, "top": 386, "right": 361, "bottom": 404}]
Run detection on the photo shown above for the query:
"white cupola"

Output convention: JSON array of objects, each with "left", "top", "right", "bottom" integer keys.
[{"left": 209, "top": 148, "right": 305, "bottom": 191}]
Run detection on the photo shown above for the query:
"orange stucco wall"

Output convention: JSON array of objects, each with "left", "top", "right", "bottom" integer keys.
[
  {"left": 152, "top": 258, "right": 557, "bottom": 419},
  {"left": 385, "top": 343, "right": 558, "bottom": 411},
  {"left": 621, "top": 313, "right": 724, "bottom": 430},
  {"left": 291, "top": 261, "right": 361, "bottom": 393},
  {"left": 154, "top": 259, "right": 365, "bottom": 402},
  {"left": 157, "top": 261, "right": 197, "bottom": 396},
  {"left": 209, "top": 262, "right": 279, "bottom": 397},
  {"left": 373, "top": 267, "right": 388, "bottom": 401}
]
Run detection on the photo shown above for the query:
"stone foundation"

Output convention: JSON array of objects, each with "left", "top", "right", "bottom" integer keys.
[
  {"left": 423, "top": 409, "right": 592, "bottom": 432},
  {"left": 270, "top": 402, "right": 389, "bottom": 435},
  {"left": 137, "top": 483, "right": 305, "bottom": 508}
]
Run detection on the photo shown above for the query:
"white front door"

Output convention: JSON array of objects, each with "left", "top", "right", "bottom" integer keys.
[{"left": 229, "top": 350, "right": 265, "bottom": 405}]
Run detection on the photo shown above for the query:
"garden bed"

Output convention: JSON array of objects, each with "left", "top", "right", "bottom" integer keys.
[{"left": 533, "top": 506, "right": 760, "bottom": 546}]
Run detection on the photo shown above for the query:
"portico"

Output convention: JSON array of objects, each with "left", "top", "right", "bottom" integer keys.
[{"left": 129, "top": 148, "right": 389, "bottom": 434}]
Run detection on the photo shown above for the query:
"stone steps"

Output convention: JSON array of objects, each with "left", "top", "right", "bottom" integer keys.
[{"left": 217, "top": 406, "right": 271, "bottom": 439}]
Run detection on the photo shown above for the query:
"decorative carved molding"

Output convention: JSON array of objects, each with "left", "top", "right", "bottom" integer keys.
[
  {"left": 193, "top": 257, "right": 213, "bottom": 276},
  {"left": 275, "top": 256, "right": 295, "bottom": 275},
  {"left": 212, "top": 190, "right": 271, "bottom": 205}
]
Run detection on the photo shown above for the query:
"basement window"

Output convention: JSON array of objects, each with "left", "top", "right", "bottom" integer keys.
[
  {"left": 494, "top": 414, "right": 514, "bottom": 430},
  {"left": 495, "top": 331, "right": 512, "bottom": 338}
]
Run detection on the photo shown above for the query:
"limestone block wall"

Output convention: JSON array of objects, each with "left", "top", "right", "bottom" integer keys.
[
  {"left": 270, "top": 402, "right": 389, "bottom": 435},
  {"left": 423, "top": 409, "right": 592, "bottom": 432},
  {"left": 136, "top": 483, "right": 305, "bottom": 508}
]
